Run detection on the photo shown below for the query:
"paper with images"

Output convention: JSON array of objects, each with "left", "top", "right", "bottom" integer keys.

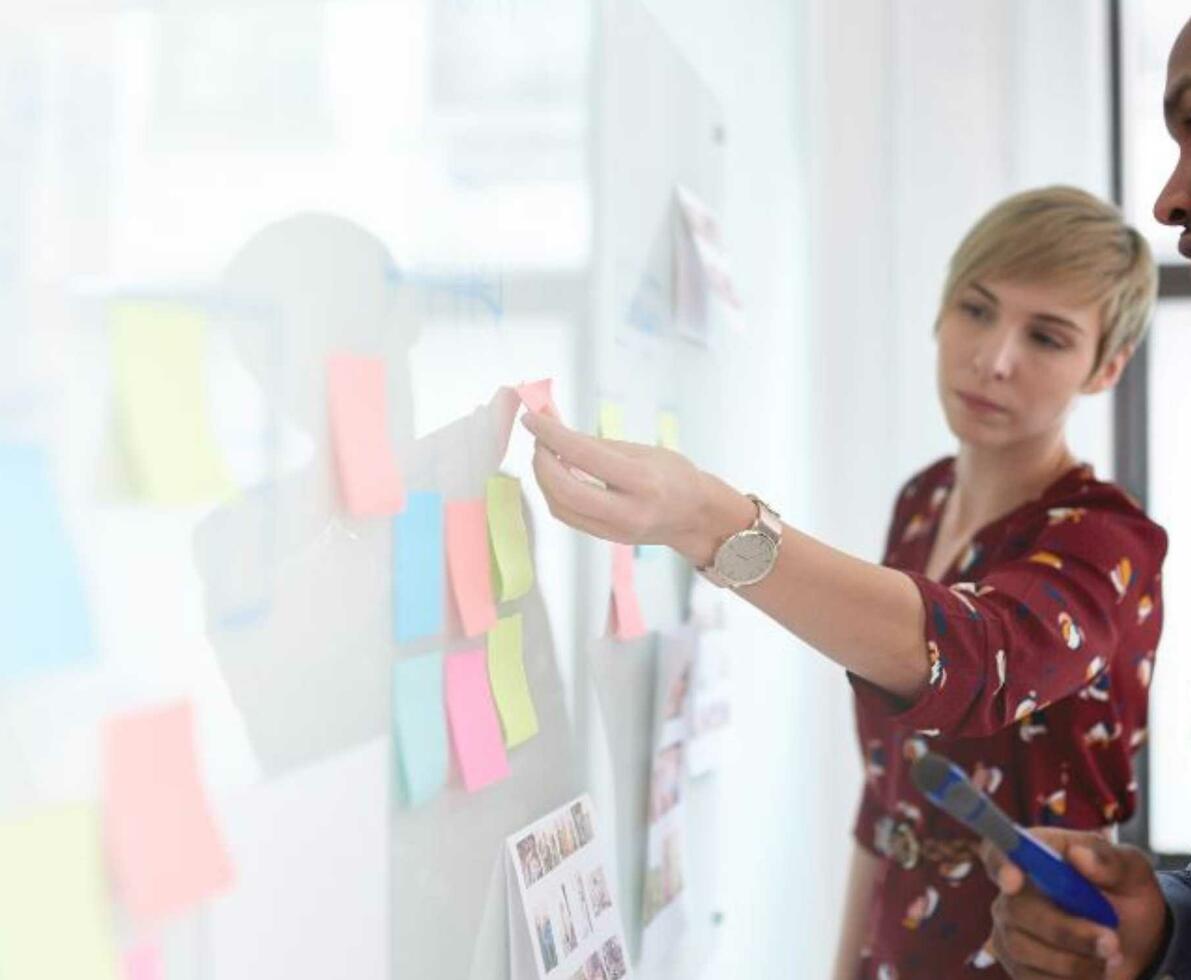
[
  {"left": 326, "top": 352, "right": 407, "bottom": 516},
  {"left": 0, "top": 443, "right": 94, "bottom": 685},
  {"left": 673, "top": 185, "right": 744, "bottom": 342},
  {"left": 110, "top": 301, "right": 235, "bottom": 504},
  {"left": 641, "top": 626, "right": 694, "bottom": 964},
  {"left": 102, "top": 700, "right": 234, "bottom": 926},
  {"left": 687, "top": 628, "right": 732, "bottom": 776},
  {"left": 506, "top": 794, "right": 633, "bottom": 980},
  {"left": 0, "top": 803, "right": 120, "bottom": 980}
]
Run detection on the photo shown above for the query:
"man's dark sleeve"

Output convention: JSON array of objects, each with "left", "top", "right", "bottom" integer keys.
[{"left": 1145, "top": 866, "right": 1191, "bottom": 978}]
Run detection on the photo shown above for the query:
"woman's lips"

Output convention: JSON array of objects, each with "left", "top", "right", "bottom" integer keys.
[
  {"left": 1179, "top": 229, "right": 1191, "bottom": 259},
  {"left": 956, "top": 390, "right": 1008, "bottom": 414}
]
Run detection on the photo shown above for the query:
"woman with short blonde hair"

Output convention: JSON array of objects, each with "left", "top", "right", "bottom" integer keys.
[{"left": 522, "top": 185, "right": 1166, "bottom": 978}]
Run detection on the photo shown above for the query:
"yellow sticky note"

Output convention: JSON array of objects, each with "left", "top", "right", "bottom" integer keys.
[
  {"left": 111, "top": 302, "right": 234, "bottom": 504},
  {"left": 658, "top": 411, "right": 680, "bottom": 450},
  {"left": 487, "top": 614, "right": 539, "bottom": 747},
  {"left": 486, "top": 475, "right": 534, "bottom": 602},
  {"left": 0, "top": 803, "right": 120, "bottom": 980},
  {"left": 599, "top": 401, "right": 625, "bottom": 440}
]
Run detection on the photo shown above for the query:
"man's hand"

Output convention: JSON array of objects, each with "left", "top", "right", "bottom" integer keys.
[{"left": 980, "top": 828, "right": 1169, "bottom": 979}]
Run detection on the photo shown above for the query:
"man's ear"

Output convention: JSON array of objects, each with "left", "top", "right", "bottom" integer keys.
[{"left": 1083, "top": 343, "right": 1135, "bottom": 395}]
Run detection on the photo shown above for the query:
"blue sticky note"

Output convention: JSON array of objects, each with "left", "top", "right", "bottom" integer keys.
[
  {"left": 0, "top": 444, "right": 93, "bottom": 684},
  {"left": 392, "top": 652, "right": 448, "bottom": 806},
  {"left": 393, "top": 492, "right": 444, "bottom": 642}
]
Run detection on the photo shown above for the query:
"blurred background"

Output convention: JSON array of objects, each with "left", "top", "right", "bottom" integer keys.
[{"left": 0, "top": 1, "right": 1188, "bottom": 977}]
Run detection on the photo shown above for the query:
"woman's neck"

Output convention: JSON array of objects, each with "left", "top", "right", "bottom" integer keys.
[{"left": 950, "top": 435, "right": 1077, "bottom": 533}]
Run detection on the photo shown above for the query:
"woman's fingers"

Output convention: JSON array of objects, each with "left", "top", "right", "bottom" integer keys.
[
  {"left": 521, "top": 412, "right": 644, "bottom": 492},
  {"left": 532, "top": 446, "right": 647, "bottom": 540}
]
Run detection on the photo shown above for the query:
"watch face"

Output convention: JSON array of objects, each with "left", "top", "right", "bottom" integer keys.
[{"left": 716, "top": 529, "right": 777, "bottom": 586}]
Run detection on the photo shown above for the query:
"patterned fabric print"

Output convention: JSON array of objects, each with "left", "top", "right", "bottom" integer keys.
[{"left": 852, "top": 457, "right": 1167, "bottom": 978}]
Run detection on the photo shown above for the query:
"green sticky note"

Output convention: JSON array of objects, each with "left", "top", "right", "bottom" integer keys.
[
  {"left": 486, "top": 476, "right": 534, "bottom": 602},
  {"left": 598, "top": 401, "right": 625, "bottom": 440},
  {"left": 392, "top": 653, "right": 448, "bottom": 806},
  {"left": 487, "top": 614, "right": 538, "bottom": 748},
  {"left": 658, "top": 411, "right": 680, "bottom": 450},
  {"left": 0, "top": 804, "right": 120, "bottom": 980},
  {"left": 110, "top": 302, "right": 234, "bottom": 504}
]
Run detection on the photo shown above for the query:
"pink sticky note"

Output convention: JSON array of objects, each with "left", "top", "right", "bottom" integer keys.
[
  {"left": 327, "top": 353, "right": 406, "bottom": 516},
  {"left": 515, "top": 378, "right": 559, "bottom": 418},
  {"left": 445, "top": 650, "right": 510, "bottom": 792},
  {"left": 102, "top": 701, "right": 234, "bottom": 927},
  {"left": 609, "top": 543, "right": 647, "bottom": 640},
  {"left": 446, "top": 499, "right": 498, "bottom": 637},
  {"left": 124, "top": 944, "right": 164, "bottom": 980}
]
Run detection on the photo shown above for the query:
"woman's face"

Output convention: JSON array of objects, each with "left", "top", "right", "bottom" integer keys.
[{"left": 936, "top": 278, "right": 1121, "bottom": 451}]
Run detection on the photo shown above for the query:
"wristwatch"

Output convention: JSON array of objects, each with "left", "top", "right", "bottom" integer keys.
[{"left": 699, "top": 494, "right": 782, "bottom": 588}]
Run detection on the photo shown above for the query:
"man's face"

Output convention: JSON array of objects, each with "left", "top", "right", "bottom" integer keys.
[{"left": 1154, "top": 19, "right": 1191, "bottom": 257}]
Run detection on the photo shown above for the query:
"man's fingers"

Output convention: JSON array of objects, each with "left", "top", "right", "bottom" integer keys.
[
  {"left": 521, "top": 412, "right": 644, "bottom": 492},
  {"left": 991, "top": 891, "right": 1109, "bottom": 959},
  {"left": 990, "top": 919, "right": 1106, "bottom": 979},
  {"left": 980, "top": 841, "right": 1026, "bottom": 895},
  {"left": 1067, "top": 840, "right": 1152, "bottom": 894}
]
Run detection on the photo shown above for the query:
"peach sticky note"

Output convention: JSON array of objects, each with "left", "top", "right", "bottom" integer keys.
[
  {"left": 124, "top": 943, "right": 164, "bottom": 980},
  {"left": 599, "top": 401, "right": 625, "bottom": 440},
  {"left": 487, "top": 614, "right": 538, "bottom": 747},
  {"left": 515, "top": 378, "right": 559, "bottom": 417},
  {"left": 486, "top": 475, "right": 534, "bottom": 602},
  {"left": 110, "top": 302, "right": 234, "bottom": 504},
  {"left": 609, "top": 543, "right": 647, "bottom": 640},
  {"left": 445, "top": 650, "right": 510, "bottom": 792},
  {"left": 446, "top": 499, "right": 498, "bottom": 636},
  {"left": 0, "top": 803, "right": 120, "bottom": 980},
  {"left": 103, "top": 701, "right": 234, "bottom": 927},
  {"left": 326, "top": 353, "right": 406, "bottom": 516}
]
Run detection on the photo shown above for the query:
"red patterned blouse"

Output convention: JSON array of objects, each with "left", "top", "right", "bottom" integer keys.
[{"left": 851, "top": 457, "right": 1167, "bottom": 979}]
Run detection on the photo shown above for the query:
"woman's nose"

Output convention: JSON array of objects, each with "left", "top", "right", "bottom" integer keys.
[{"left": 973, "top": 330, "right": 1015, "bottom": 381}]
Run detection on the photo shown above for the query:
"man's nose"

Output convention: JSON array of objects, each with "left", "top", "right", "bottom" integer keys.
[{"left": 1154, "top": 155, "right": 1191, "bottom": 227}]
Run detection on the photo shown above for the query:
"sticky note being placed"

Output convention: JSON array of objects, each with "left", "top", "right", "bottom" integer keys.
[
  {"left": 393, "top": 492, "right": 445, "bottom": 642},
  {"left": 0, "top": 803, "right": 120, "bottom": 980},
  {"left": 445, "top": 650, "right": 509, "bottom": 792},
  {"left": 446, "top": 499, "right": 497, "bottom": 637},
  {"left": 486, "top": 476, "right": 534, "bottom": 602},
  {"left": 658, "top": 411, "right": 680, "bottom": 451},
  {"left": 392, "top": 653, "right": 448, "bottom": 806},
  {"left": 110, "top": 301, "right": 234, "bottom": 504},
  {"left": 599, "top": 401, "right": 625, "bottom": 440},
  {"left": 103, "top": 701, "right": 234, "bottom": 927},
  {"left": 326, "top": 353, "right": 406, "bottom": 516},
  {"left": 487, "top": 614, "right": 538, "bottom": 747},
  {"left": 124, "top": 943, "right": 164, "bottom": 980},
  {"left": 515, "top": 378, "right": 559, "bottom": 417},
  {"left": 0, "top": 444, "right": 93, "bottom": 684},
  {"left": 610, "top": 543, "right": 647, "bottom": 640}
]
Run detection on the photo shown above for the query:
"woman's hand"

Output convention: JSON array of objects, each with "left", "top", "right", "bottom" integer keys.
[{"left": 520, "top": 411, "right": 754, "bottom": 566}]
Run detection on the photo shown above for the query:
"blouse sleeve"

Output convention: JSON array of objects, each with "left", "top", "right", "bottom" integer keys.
[{"left": 851, "top": 500, "right": 1167, "bottom": 739}]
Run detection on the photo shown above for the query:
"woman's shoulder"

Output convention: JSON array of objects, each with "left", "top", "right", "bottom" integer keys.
[{"left": 894, "top": 456, "right": 955, "bottom": 511}]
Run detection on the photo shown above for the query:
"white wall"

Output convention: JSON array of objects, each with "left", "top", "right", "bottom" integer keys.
[{"left": 636, "top": 1, "right": 1115, "bottom": 976}]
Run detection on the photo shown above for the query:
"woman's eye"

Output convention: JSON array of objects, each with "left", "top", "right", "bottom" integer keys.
[
  {"left": 1031, "top": 331, "right": 1065, "bottom": 350},
  {"left": 961, "top": 301, "right": 991, "bottom": 322}
]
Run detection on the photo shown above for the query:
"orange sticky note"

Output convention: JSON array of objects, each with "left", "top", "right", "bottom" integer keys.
[
  {"left": 446, "top": 499, "right": 498, "bottom": 637},
  {"left": 102, "top": 701, "right": 234, "bottom": 927},
  {"left": 609, "top": 543, "right": 647, "bottom": 640},
  {"left": 326, "top": 353, "right": 406, "bottom": 516},
  {"left": 515, "top": 378, "right": 559, "bottom": 418},
  {"left": 445, "top": 650, "right": 510, "bottom": 792}
]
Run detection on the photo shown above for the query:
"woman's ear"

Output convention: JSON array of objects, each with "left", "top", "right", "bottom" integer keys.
[{"left": 1083, "top": 343, "right": 1135, "bottom": 395}]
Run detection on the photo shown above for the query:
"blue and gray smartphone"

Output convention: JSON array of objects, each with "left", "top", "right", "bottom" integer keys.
[{"left": 910, "top": 752, "right": 1118, "bottom": 928}]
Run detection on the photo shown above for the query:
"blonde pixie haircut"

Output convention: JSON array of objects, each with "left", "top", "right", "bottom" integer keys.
[{"left": 940, "top": 186, "right": 1157, "bottom": 372}]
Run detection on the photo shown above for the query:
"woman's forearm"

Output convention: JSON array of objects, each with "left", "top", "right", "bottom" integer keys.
[{"left": 688, "top": 473, "right": 929, "bottom": 701}]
